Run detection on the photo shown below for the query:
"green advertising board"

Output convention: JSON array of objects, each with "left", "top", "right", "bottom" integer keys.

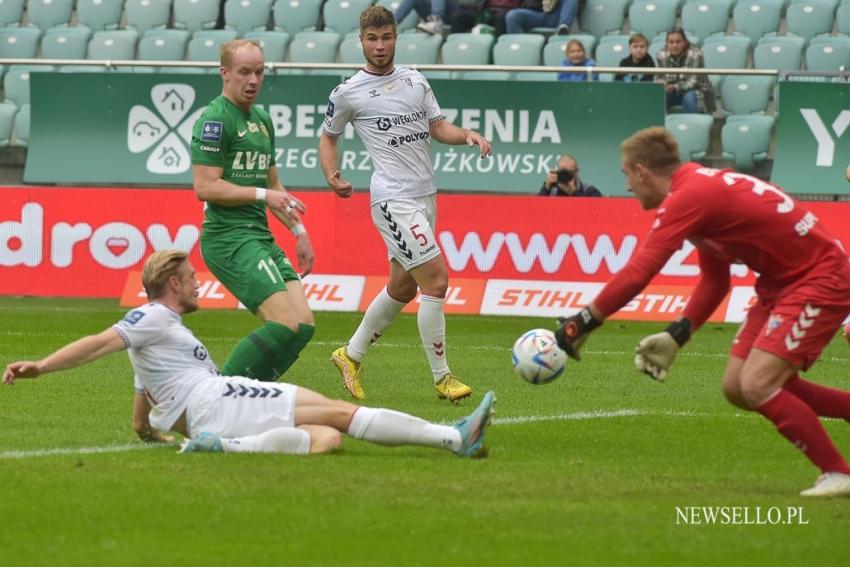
[
  {"left": 773, "top": 82, "right": 850, "bottom": 195},
  {"left": 26, "top": 72, "right": 664, "bottom": 195}
]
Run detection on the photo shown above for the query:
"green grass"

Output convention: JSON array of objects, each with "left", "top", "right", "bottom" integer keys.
[{"left": 1, "top": 297, "right": 849, "bottom": 566}]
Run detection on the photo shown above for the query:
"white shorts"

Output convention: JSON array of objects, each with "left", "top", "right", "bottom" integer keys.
[
  {"left": 186, "top": 376, "right": 299, "bottom": 438},
  {"left": 371, "top": 195, "right": 441, "bottom": 271}
]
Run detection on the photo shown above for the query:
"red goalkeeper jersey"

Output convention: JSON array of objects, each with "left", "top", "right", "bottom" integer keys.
[{"left": 593, "top": 163, "right": 850, "bottom": 327}]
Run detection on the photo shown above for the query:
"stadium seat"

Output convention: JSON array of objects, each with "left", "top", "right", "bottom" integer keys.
[
  {"left": 784, "top": 1, "right": 836, "bottom": 42},
  {"left": 244, "top": 30, "right": 290, "bottom": 62},
  {"left": 702, "top": 35, "right": 751, "bottom": 89},
  {"left": 579, "top": 0, "right": 627, "bottom": 38},
  {"left": 721, "top": 115, "right": 775, "bottom": 170},
  {"left": 338, "top": 32, "right": 364, "bottom": 63},
  {"left": 837, "top": 4, "right": 850, "bottom": 36},
  {"left": 493, "top": 35, "right": 543, "bottom": 67},
  {"left": 287, "top": 31, "right": 340, "bottom": 74},
  {"left": 12, "top": 103, "right": 28, "bottom": 146},
  {"left": 376, "top": 0, "right": 418, "bottom": 32},
  {"left": 754, "top": 36, "right": 804, "bottom": 71},
  {"left": 40, "top": 26, "right": 91, "bottom": 60},
  {"left": 732, "top": 2, "right": 781, "bottom": 44},
  {"left": 0, "top": 28, "right": 41, "bottom": 59},
  {"left": 174, "top": 0, "right": 220, "bottom": 34},
  {"left": 136, "top": 30, "right": 189, "bottom": 72},
  {"left": 681, "top": 0, "right": 730, "bottom": 44},
  {"left": 322, "top": 0, "right": 372, "bottom": 35},
  {"left": 224, "top": 0, "right": 273, "bottom": 36},
  {"left": 88, "top": 30, "right": 139, "bottom": 60},
  {"left": 273, "top": 0, "right": 321, "bottom": 34},
  {"left": 683, "top": 0, "right": 733, "bottom": 15},
  {"left": 594, "top": 34, "right": 630, "bottom": 80},
  {"left": 444, "top": 32, "right": 495, "bottom": 50},
  {"left": 441, "top": 34, "right": 491, "bottom": 76},
  {"left": 0, "top": 0, "right": 25, "bottom": 27},
  {"left": 3, "top": 65, "right": 54, "bottom": 106},
  {"left": 649, "top": 30, "right": 699, "bottom": 59},
  {"left": 544, "top": 34, "right": 596, "bottom": 66},
  {"left": 76, "top": 0, "right": 124, "bottom": 32},
  {"left": 719, "top": 75, "right": 773, "bottom": 114},
  {"left": 187, "top": 29, "right": 239, "bottom": 61},
  {"left": 496, "top": 32, "right": 545, "bottom": 48},
  {"left": 125, "top": 0, "right": 173, "bottom": 34},
  {"left": 628, "top": 0, "right": 678, "bottom": 42},
  {"left": 665, "top": 113, "right": 713, "bottom": 161},
  {"left": 25, "top": 0, "right": 73, "bottom": 32},
  {"left": 0, "top": 102, "right": 16, "bottom": 147},
  {"left": 395, "top": 33, "right": 440, "bottom": 65},
  {"left": 805, "top": 37, "right": 850, "bottom": 70},
  {"left": 457, "top": 70, "right": 511, "bottom": 80}
]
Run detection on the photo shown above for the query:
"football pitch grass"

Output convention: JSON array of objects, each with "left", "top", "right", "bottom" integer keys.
[{"left": 1, "top": 297, "right": 848, "bottom": 566}]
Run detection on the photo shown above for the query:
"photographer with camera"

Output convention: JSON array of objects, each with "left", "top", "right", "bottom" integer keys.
[{"left": 538, "top": 154, "right": 601, "bottom": 197}]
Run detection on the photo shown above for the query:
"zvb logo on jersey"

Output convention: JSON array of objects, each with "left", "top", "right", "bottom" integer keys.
[
  {"left": 388, "top": 131, "right": 429, "bottom": 148},
  {"left": 127, "top": 84, "right": 205, "bottom": 175},
  {"left": 376, "top": 117, "right": 392, "bottom": 131},
  {"left": 194, "top": 345, "right": 209, "bottom": 361}
]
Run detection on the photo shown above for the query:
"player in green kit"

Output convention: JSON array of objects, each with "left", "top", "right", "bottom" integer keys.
[{"left": 191, "top": 39, "right": 316, "bottom": 381}]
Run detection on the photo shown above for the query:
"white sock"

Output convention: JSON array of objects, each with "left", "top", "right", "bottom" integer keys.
[
  {"left": 220, "top": 428, "right": 311, "bottom": 454},
  {"left": 347, "top": 287, "right": 406, "bottom": 361},
  {"left": 347, "top": 407, "right": 461, "bottom": 452},
  {"left": 418, "top": 294, "right": 450, "bottom": 381}
]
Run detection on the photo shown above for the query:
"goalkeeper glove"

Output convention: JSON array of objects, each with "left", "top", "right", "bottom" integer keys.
[
  {"left": 555, "top": 307, "right": 602, "bottom": 361},
  {"left": 634, "top": 318, "right": 692, "bottom": 382}
]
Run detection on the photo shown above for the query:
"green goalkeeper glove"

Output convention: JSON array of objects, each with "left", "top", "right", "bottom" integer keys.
[{"left": 634, "top": 318, "right": 692, "bottom": 382}]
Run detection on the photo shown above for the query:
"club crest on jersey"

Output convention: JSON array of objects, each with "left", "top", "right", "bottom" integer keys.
[
  {"left": 122, "top": 310, "right": 146, "bottom": 325},
  {"left": 404, "top": 78, "right": 413, "bottom": 87},
  {"left": 259, "top": 123, "right": 270, "bottom": 138},
  {"left": 765, "top": 314, "right": 784, "bottom": 336},
  {"left": 200, "top": 121, "right": 223, "bottom": 142},
  {"left": 369, "top": 89, "right": 380, "bottom": 98},
  {"left": 383, "top": 81, "right": 400, "bottom": 93}
]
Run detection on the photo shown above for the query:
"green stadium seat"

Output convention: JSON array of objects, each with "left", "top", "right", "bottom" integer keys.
[
  {"left": 784, "top": 1, "right": 836, "bottom": 42},
  {"left": 665, "top": 113, "right": 713, "bottom": 161},
  {"left": 732, "top": 2, "right": 781, "bottom": 44},
  {"left": 12, "top": 103, "right": 28, "bottom": 146},
  {"left": 0, "top": 0, "right": 25, "bottom": 27},
  {"left": 441, "top": 34, "right": 491, "bottom": 76},
  {"left": 3, "top": 65, "right": 54, "bottom": 105},
  {"left": 594, "top": 34, "right": 630, "bottom": 80},
  {"left": 721, "top": 115, "right": 774, "bottom": 170},
  {"left": 0, "top": 28, "right": 41, "bottom": 59},
  {"left": 25, "top": 0, "right": 73, "bottom": 32},
  {"left": 702, "top": 35, "right": 751, "bottom": 90},
  {"left": 88, "top": 30, "right": 139, "bottom": 60},
  {"left": 376, "top": 0, "right": 418, "bottom": 32},
  {"left": 719, "top": 75, "right": 773, "bottom": 115},
  {"left": 544, "top": 34, "right": 596, "bottom": 66},
  {"left": 395, "top": 33, "right": 441, "bottom": 65},
  {"left": 493, "top": 35, "right": 542, "bottom": 73},
  {"left": 805, "top": 37, "right": 850, "bottom": 70},
  {"left": 0, "top": 102, "right": 17, "bottom": 147},
  {"left": 76, "top": 0, "right": 124, "bottom": 32},
  {"left": 224, "top": 0, "right": 273, "bottom": 36},
  {"left": 174, "top": 0, "right": 220, "bottom": 34},
  {"left": 338, "top": 32, "right": 364, "bottom": 63},
  {"left": 41, "top": 26, "right": 91, "bottom": 60},
  {"left": 288, "top": 30, "right": 340, "bottom": 74},
  {"left": 273, "top": 0, "right": 322, "bottom": 34},
  {"left": 457, "top": 70, "right": 512, "bottom": 80},
  {"left": 628, "top": 0, "right": 678, "bottom": 42},
  {"left": 579, "top": 0, "right": 627, "bottom": 39},
  {"left": 754, "top": 36, "right": 804, "bottom": 71},
  {"left": 683, "top": 0, "right": 733, "bottom": 15},
  {"left": 187, "top": 30, "right": 239, "bottom": 69},
  {"left": 125, "top": 0, "right": 173, "bottom": 34},
  {"left": 838, "top": 4, "right": 850, "bottom": 35},
  {"left": 244, "top": 30, "right": 290, "bottom": 62},
  {"left": 136, "top": 30, "right": 189, "bottom": 72},
  {"left": 322, "top": 0, "right": 373, "bottom": 35},
  {"left": 681, "top": 0, "right": 730, "bottom": 44}
]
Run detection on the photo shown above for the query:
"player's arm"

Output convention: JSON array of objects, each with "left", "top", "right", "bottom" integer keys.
[
  {"left": 132, "top": 392, "right": 175, "bottom": 443},
  {"left": 192, "top": 164, "right": 303, "bottom": 220},
  {"left": 266, "top": 166, "right": 315, "bottom": 277},
  {"left": 429, "top": 119, "right": 492, "bottom": 157},
  {"left": 3, "top": 328, "right": 127, "bottom": 384},
  {"left": 319, "top": 133, "right": 354, "bottom": 198}
]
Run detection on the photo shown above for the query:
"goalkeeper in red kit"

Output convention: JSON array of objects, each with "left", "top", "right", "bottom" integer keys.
[{"left": 556, "top": 126, "right": 850, "bottom": 497}]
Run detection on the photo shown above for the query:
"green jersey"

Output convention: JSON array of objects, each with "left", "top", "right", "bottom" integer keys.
[{"left": 191, "top": 95, "right": 276, "bottom": 239}]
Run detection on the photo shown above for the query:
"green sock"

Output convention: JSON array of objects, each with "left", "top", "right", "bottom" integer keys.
[
  {"left": 221, "top": 322, "right": 296, "bottom": 381},
  {"left": 274, "top": 323, "right": 316, "bottom": 376}
]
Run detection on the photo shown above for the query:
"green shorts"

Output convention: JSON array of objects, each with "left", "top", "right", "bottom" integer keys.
[{"left": 201, "top": 234, "right": 299, "bottom": 313}]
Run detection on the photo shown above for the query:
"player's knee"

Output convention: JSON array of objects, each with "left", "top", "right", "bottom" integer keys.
[
  {"left": 310, "top": 429, "right": 343, "bottom": 454},
  {"left": 388, "top": 282, "right": 417, "bottom": 304},
  {"left": 738, "top": 375, "right": 774, "bottom": 409},
  {"left": 419, "top": 275, "right": 448, "bottom": 298},
  {"left": 722, "top": 378, "right": 748, "bottom": 410}
]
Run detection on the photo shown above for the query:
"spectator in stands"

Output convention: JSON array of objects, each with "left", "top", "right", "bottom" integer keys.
[
  {"left": 504, "top": 0, "right": 578, "bottom": 35},
  {"left": 615, "top": 33, "right": 655, "bottom": 82},
  {"left": 558, "top": 39, "right": 597, "bottom": 81},
  {"left": 655, "top": 28, "right": 713, "bottom": 113},
  {"left": 450, "top": 0, "right": 521, "bottom": 35},
  {"left": 538, "top": 154, "right": 601, "bottom": 196},
  {"left": 395, "top": 0, "right": 459, "bottom": 34}
]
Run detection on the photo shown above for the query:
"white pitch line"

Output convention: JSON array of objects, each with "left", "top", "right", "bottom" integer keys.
[{"left": 0, "top": 442, "right": 160, "bottom": 460}]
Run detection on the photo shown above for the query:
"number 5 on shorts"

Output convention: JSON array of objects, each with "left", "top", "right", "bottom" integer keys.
[{"left": 410, "top": 224, "right": 429, "bottom": 246}]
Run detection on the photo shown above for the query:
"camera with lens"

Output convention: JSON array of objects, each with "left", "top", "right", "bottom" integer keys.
[{"left": 556, "top": 168, "right": 574, "bottom": 184}]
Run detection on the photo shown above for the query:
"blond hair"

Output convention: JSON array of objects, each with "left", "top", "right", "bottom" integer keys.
[
  {"left": 220, "top": 39, "right": 263, "bottom": 67},
  {"left": 564, "top": 39, "right": 586, "bottom": 57},
  {"left": 360, "top": 5, "right": 396, "bottom": 33},
  {"left": 621, "top": 127, "right": 681, "bottom": 173},
  {"left": 142, "top": 250, "right": 189, "bottom": 300}
]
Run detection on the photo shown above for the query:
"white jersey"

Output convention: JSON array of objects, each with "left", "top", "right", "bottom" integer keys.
[
  {"left": 323, "top": 66, "right": 444, "bottom": 204},
  {"left": 114, "top": 303, "right": 219, "bottom": 432}
]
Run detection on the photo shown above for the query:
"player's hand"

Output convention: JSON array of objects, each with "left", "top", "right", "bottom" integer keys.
[
  {"left": 634, "top": 332, "right": 680, "bottom": 382},
  {"left": 295, "top": 232, "right": 315, "bottom": 278},
  {"left": 554, "top": 307, "right": 602, "bottom": 361},
  {"left": 466, "top": 132, "right": 492, "bottom": 158},
  {"left": 265, "top": 190, "right": 306, "bottom": 222},
  {"left": 3, "top": 361, "right": 41, "bottom": 385},
  {"left": 327, "top": 170, "right": 353, "bottom": 198},
  {"left": 842, "top": 323, "right": 850, "bottom": 344}
]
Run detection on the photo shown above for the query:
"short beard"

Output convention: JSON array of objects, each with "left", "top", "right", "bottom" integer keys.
[{"left": 181, "top": 299, "right": 199, "bottom": 314}]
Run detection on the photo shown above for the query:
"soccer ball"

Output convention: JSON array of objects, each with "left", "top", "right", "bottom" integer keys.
[{"left": 511, "top": 328, "right": 567, "bottom": 385}]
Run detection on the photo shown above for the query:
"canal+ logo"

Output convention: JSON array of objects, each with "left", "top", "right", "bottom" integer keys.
[{"left": 127, "top": 84, "right": 205, "bottom": 175}]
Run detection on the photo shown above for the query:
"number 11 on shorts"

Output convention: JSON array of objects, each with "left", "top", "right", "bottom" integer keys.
[{"left": 258, "top": 258, "right": 284, "bottom": 283}]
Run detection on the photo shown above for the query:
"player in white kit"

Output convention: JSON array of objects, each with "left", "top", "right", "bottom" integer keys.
[
  {"left": 319, "top": 6, "right": 492, "bottom": 404},
  {"left": 3, "top": 250, "right": 495, "bottom": 457}
]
